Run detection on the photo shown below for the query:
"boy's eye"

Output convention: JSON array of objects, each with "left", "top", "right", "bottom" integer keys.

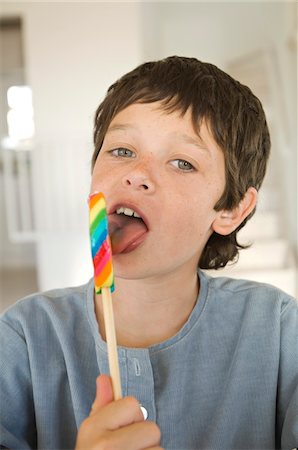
[
  {"left": 171, "top": 159, "right": 195, "bottom": 171},
  {"left": 110, "top": 147, "right": 136, "bottom": 158}
]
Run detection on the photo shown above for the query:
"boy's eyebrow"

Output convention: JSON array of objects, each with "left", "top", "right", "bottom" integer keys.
[
  {"left": 177, "top": 133, "right": 211, "bottom": 155},
  {"left": 106, "top": 123, "right": 133, "bottom": 134},
  {"left": 106, "top": 124, "right": 212, "bottom": 156}
]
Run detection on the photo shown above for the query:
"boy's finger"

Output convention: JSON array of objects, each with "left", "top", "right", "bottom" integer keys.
[
  {"left": 105, "top": 421, "right": 162, "bottom": 449},
  {"left": 90, "top": 395, "right": 145, "bottom": 429},
  {"left": 90, "top": 374, "right": 114, "bottom": 415}
]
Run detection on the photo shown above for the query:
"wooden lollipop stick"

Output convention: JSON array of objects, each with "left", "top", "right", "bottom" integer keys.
[
  {"left": 101, "top": 287, "right": 122, "bottom": 400},
  {"left": 89, "top": 192, "right": 122, "bottom": 400}
]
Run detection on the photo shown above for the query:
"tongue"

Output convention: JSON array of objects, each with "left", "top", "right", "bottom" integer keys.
[{"left": 108, "top": 213, "right": 148, "bottom": 254}]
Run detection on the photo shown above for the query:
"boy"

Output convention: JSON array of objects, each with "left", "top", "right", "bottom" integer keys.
[{"left": 0, "top": 56, "right": 297, "bottom": 450}]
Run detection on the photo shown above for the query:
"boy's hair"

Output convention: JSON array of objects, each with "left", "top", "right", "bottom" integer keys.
[{"left": 92, "top": 56, "right": 271, "bottom": 270}]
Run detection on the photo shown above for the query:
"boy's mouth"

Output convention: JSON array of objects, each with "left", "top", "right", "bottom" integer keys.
[{"left": 108, "top": 204, "right": 149, "bottom": 254}]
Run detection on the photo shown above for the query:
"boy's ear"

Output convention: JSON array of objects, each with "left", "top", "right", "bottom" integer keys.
[{"left": 212, "top": 187, "right": 258, "bottom": 236}]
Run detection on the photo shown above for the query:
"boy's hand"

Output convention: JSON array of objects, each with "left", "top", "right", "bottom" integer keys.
[{"left": 75, "top": 374, "right": 163, "bottom": 450}]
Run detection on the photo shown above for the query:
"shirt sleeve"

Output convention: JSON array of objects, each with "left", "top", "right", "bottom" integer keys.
[
  {"left": 278, "top": 297, "right": 298, "bottom": 450},
  {"left": 0, "top": 319, "right": 37, "bottom": 449}
]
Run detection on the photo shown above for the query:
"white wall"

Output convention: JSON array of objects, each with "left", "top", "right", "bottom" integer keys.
[{"left": 142, "top": 2, "right": 284, "bottom": 65}]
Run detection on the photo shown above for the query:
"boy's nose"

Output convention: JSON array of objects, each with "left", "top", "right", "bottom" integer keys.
[{"left": 122, "top": 171, "right": 155, "bottom": 192}]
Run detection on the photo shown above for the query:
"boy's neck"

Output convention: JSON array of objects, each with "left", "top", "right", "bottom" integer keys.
[{"left": 94, "top": 271, "right": 200, "bottom": 348}]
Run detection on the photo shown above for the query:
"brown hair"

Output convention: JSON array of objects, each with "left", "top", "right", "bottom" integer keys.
[{"left": 92, "top": 56, "right": 271, "bottom": 269}]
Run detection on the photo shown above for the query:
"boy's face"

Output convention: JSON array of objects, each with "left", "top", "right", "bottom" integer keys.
[{"left": 91, "top": 102, "right": 226, "bottom": 282}]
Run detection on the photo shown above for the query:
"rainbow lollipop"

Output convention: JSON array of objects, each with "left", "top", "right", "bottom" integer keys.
[
  {"left": 89, "top": 192, "right": 114, "bottom": 293},
  {"left": 89, "top": 192, "right": 122, "bottom": 400}
]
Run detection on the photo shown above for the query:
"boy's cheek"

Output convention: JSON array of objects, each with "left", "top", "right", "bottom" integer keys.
[{"left": 90, "top": 168, "right": 108, "bottom": 191}]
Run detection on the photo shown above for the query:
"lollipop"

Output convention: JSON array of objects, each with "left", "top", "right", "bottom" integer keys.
[
  {"left": 89, "top": 192, "right": 114, "bottom": 293},
  {"left": 89, "top": 192, "right": 122, "bottom": 400}
]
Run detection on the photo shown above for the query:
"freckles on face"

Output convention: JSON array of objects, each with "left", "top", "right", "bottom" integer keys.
[
  {"left": 89, "top": 102, "right": 226, "bottom": 277},
  {"left": 155, "top": 184, "right": 220, "bottom": 263},
  {"left": 90, "top": 157, "right": 126, "bottom": 204},
  {"left": 165, "top": 156, "right": 225, "bottom": 257}
]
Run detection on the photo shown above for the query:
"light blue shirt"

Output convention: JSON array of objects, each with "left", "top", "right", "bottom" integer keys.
[{"left": 0, "top": 272, "right": 297, "bottom": 449}]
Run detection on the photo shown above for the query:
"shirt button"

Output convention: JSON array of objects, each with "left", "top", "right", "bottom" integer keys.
[{"left": 140, "top": 405, "right": 148, "bottom": 420}]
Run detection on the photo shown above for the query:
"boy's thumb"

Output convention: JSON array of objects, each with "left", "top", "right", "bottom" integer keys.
[{"left": 90, "top": 374, "right": 114, "bottom": 415}]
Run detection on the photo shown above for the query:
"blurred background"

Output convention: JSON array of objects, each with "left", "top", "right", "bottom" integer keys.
[{"left": 0, "top": 0, "right": 297, "bottom": 312}]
